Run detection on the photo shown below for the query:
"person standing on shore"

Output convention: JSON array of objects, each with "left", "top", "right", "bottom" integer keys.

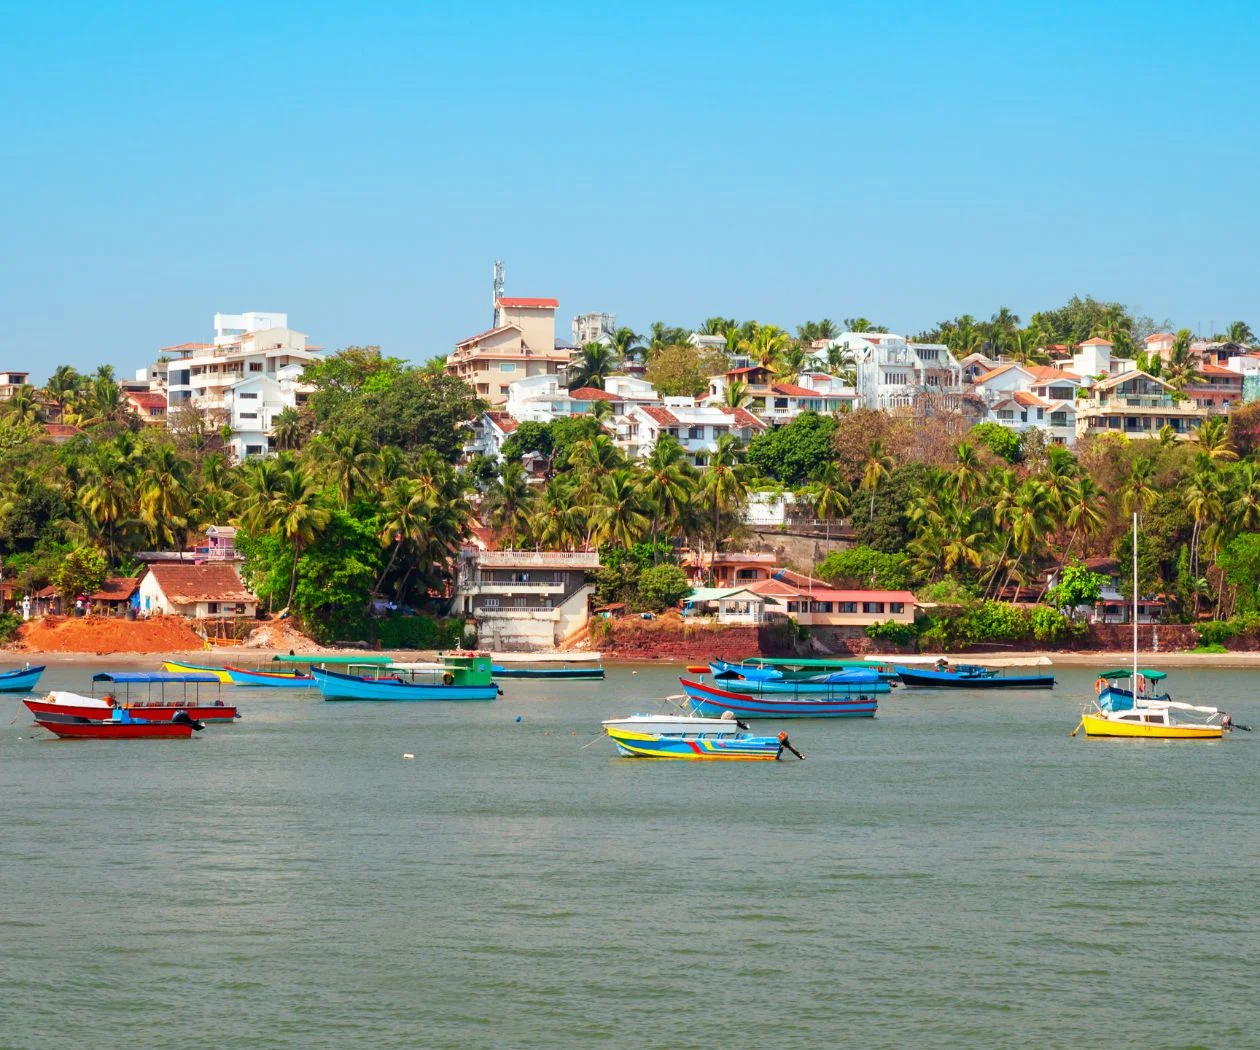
[{"left": 21, "top": 594, "right": 30, "bottom": 621}]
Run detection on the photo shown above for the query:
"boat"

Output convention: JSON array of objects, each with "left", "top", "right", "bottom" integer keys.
[
  {"left": 271, "top": 654, "right": 394, "bottom": 667},
  {"left": 33, "top": 671, "right": 241, "bottom": 722},
  {"left": 602, "top": 713, "right": 803, "bottom": 761},
  {"left": 0, "top": 665, "right": 45, "bottom": 693},
  {"left": 490, "top": 663, "right": 605, "bottom": 680},
  {"left": 681, "top": 677, "right": 878, "bottom": 718},
  {"left": 1075, "top": 513, "right": 1247, "bottom": 741},
  {"left": 728, "top": 656, "right": 900, "bottom": 683},
  {"left": 162, "top": 660, "right": 233, "bottom": 684},
  {"left": 313, "top": 652, "right": 500, "bottom": 702},
  {"left": 224, "top": 665, "right": 315, "bottom": 687},
  {"left": 30, "top": 707, "right": 204, "bottom": 740},
  {"left": 893, "top": 663, "right": 1055, "bottom": 689},
  {"left": 704, "top": 666, "right": 889, "bottom": 697}
]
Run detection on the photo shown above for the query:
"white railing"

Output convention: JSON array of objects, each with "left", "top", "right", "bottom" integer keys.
[
  {"left": 475, "top": 606, "right": 561, "bottom": 620},
  {"left": 463, "top": 580, "right": 566, "bottom": 594},
  {"left": 476, "top": 550, "right": 600, "bottom": 568}
]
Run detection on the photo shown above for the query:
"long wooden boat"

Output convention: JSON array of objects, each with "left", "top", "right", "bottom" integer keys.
[
  {"left": 33, "top": 715, "right": 197, "bottom": 739},
  {"left": 224, "top": 666, "right": 314, "bottom": 688},
  {"left": 601, "top": 715, "right": 798, "bottom": 761},
  {"left": 0, "top": 665, "right": 44, "bottom": 693},
  {"left": 706, "top": 666, "right": 889, "bottom": 697},
  {"left": 894, "top": 665, "right": 1055, "bottom": 689},
  {"left": 272, "top": 654, "right": 393, "bottom": 667},
  {"left": 681, "top": 677, "right": 878, "bottom": 718},
  {"left": 313, "top": 652, "right": 500, "bottom": 701},
  {"left": 737, "top": 655, "right": 899, "bottom": 681},
  {"left": 26, "top": 691, "right": 237, "bottom": 723},
  {"left": 163, "top": 660, "right": 233, "bottom": 684},
  {"left": 490, "top": 664, "right": 605, "bottom": 680}
]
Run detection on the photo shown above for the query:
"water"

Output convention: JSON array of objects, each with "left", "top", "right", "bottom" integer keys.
[{"left": 1, "top": 661, "right": 1256, "bottom": 1049}]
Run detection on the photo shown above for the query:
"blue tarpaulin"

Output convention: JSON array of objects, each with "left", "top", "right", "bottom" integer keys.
[{"left": 92, "top": 672, "right": 220, "bottom": 684}]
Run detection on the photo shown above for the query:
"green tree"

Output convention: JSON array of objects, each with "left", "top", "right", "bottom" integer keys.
[
  {"left": 1047, "top": 562, "right": 1106, "bottom": 615},
  {"left": 52, "top": 545, "right": 109, "bottom": 603},
  {"left": 746, "top": 412, "right": 838, "bottom": 485},
  {"left": 636, "top": 564, "right": 691, "bottom": 611},
  {"left": 567, "top": 343, "right": 619, "bottom": 390},
  {"left": 645, "top": 343, "right": 723, "bottom": 398},
  {"left": 968, "top": 421, "right": 1022, "bottom": 463}
]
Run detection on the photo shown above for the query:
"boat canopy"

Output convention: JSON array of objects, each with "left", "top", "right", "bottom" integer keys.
[
  {"left": 271, "top": 654, "right": 392, "bottom": 665},
  {"left": 1098, "top": 668, "right": 1168, "bottom": 681},
  {"left": 92, "top": 671, "right": 221, "bottom": 684}
]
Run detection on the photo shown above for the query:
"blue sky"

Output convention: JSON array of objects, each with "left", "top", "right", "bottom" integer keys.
[{"left": 2, "top": 1, "right": 1257, "bottom": 381}]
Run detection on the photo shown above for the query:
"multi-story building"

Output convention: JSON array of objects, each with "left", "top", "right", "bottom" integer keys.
[
  {"left": 1185, "top": 363, "right": 1243, "bottom": 413},
  {"left": 453, "top": 547, "right": 599, "bottom": 651},
  {"left": 1076, "top": 371, "right": 1208, "bottom": 441},
  {"left": 0, "top": 370, "right": 31, "bottom": 400},
  {"left": 571, "top": 312, "right": 616, "bottom": 346},
  {"left": 627, "top": 399, "right": 766, "bottom": 465},
  {"left": 447, "top": 297, "right": 570, "bottom": 406},
  {"left": 826, "top": 332, "right": 963, "bottom": 410},
  {"left": 707, "top": 366, "right": 855, "bottom": 422},
  {"left": 973, "top": 363, "right": 1081, "bottom": 445},
  {"left": 125, "top": 391, "right": 168, "bottom": 426}
]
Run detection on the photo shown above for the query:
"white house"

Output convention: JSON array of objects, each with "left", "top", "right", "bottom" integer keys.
[
  {"left": 629, "top": 399, "right": 766, "bottom": 465},
  {"left": 824, "top": 332, "right": 963, "bottom": 410},
  {"left": 138, "top": 563, "right": 257, "bottom": 619},
  {"left": 974, "top": 363, "right": 1081, "bottom": 446}
]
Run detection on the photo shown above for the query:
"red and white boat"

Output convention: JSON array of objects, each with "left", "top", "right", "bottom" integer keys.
[{"left": 24, "top": 691, "right": 238, "bottom": 724}]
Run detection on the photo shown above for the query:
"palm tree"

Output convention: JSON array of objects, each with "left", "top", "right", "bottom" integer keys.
[
  {"left": 1120, "top": 457, "right": 1159, "bottom": 519},
  {"left": 272, "top": 466, "right": 332, "bottom": 609},
  {"left": 771, "top": 343, "right": 809, "bottom": 382},
  {"left": 639, "top": 436, "right": 694, "bottom": 559},
  {"left": 529, "top": 477, "right": 583, "bottom": 551},
  {"left": 83, "top": 377, "right": 130, "bottom": 426},
  {"left": 590, "top": 468, "right": 649, "bottom": 548},
  {"left": 1228, "top": 462, "right": 1260, "bottom": 533},
  {"left": 951, "top": 442, "right": 985, "bottom": 505},
  {"left": 738, "top": 324, "right": 791, "bottom": 367},
  {"left": 721, "top": 379, "right": 751, "bottom": 409},
  {"left": 311, "top": 429, "right": 374, "bottom": 510},
  {"left": 1002, "top": 480, "right": 1052, "bottom": 597},
  {"left": 609, "top": 327, "right": 645, "bottom": 363},
  {"left": 588, "top": 398, "right": 613, "bottom": 425},
  {"left": 43, "top": 366, "right": 81, "bottom": 423},
  {"left": 800, "top": 462, "right": 850, "bottom": 549},
  {"left": 484, "top": 461, "right": 533, "bottom": 548},
  {"left": 1225, "top": 320, "right": 1255, "bottom": 345},
  {"left": 1193, "top": 417, "right": 1236, "bottom": 461},
  {"left": 567, "top": 343, "right": 619, "bottom": 390},
  {"left": 138, "top": 445, "right": 192, "bottom": 548},
  {"left": 1158, "top": 423, "right": 1178, "bottom": 446},
  {"left": 371, "top": 476, "right": 437, "bottom": 606},
  {"left": 4, "top": 384, "right": 42, "bottom": 424},
  {"left": 859, "top": 439, "right": 894, "bottom": 542},
  {"left": 824, "top": 344, "right": 857, "bottom": 386},
  {"left": 271, "top": 407, "right": 305, "bottom": 451},
  {"left": 1182, "top": 466, "right": 1225, "bottom": 579},
  {"left": 701, "top": 434, "right": 749, "bottom": 581}
]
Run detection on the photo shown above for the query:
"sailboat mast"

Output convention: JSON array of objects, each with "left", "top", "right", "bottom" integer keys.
[{"left": 1132, "top": 511, "right": 1138, "bottom": 683}]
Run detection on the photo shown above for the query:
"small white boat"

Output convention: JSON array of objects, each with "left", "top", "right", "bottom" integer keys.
[{"left": 600, "top": 713, "right": 746, "bottom": 737}]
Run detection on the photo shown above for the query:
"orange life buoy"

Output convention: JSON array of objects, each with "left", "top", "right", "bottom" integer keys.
[
  {"left": 442, "top": 671, "right": 454, "bottom": 686},
  {"left": 1135, "top": 674, "right": 1146, "bottom": 695},
  {"left": 1095, "top": 677, "right": 1105, "bottom": 695}
]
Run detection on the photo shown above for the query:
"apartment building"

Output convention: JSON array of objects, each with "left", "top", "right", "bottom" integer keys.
[
  {"left": 447, "top": 297, "right": 570, "bottom": 406},
  {"left": 826, "top": 332, "right": 963, "bottom": 410},
  {"left": 1076, "top": 371, "right": 1208, "bottom": 440}
]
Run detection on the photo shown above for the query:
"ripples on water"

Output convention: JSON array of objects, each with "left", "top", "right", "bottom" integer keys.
[{"left": 1, "top": 663, "right": 1256, "bottom": 1049}]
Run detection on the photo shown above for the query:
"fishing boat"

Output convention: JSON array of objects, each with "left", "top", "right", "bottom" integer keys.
[
  {"left": 1075, "top": 513, "right": 1248, "bottom": 741},
  {"left": 681, "top": 677, "right": 878, "bottom": 718},
  {"left": 313, "top": 652, "right": 500, "bottom": 702},
  {"left": 728, "top": 655, "right": 900, "bottom": 683},
  {"left": 489, "top": 663, "right": 605, "bottom": 681},
  {"left": 25, "top": 671, "right": 238, "bottom": 723},
  {"left": 271, "top": 654, "right": 394, "bottom": 668},
  {"left": 0, "top": 665, "right": 44, "bottom": 693},
  {"left": 704, "top": 666, "right": 889, "bottom": 697},
  {"left": 31, "top": 707, "right": 203, "bottom": 740},
  {"left": 894, "top": 663, "right": 1055, "bottom": 689},
  {"left": 162, "top": 660, "right": 233, "bottom": 684},
  {"left": 602, "top": 713, "right": 803, "bottom": 761},
  {"left": 224, "top": 666, "right": 315, "bottom": 688}
]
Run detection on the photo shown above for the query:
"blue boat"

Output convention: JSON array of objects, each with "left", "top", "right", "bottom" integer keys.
[
  {"left": 0, "top": 665, "right": 44, "bottom": 693},
  {"left": 681, "top": 677, "right": 878, "bottom": 718},
  {"left": 707, "top": 664, "right": 888, "bottom": 696},
  {"left": 711, "top": 657, "right": 900, "bottom": 685},
  {"left": 1094, "top": 668, "right": 1171, "bottom": 710},
  {"left": 490, "top": 664, "right": 605, "bottom": 681},
  {"left": 894, "top": 664, "right": 1055, "bottom": 689},
  {"left": 313, "top": 652, "right": 500, "bottom": 702},
  {"left": 224, "top": 666, "right": 314, "bottom": 688},
  {"left": 602, "top": 715, "right": 799, "bottom": 760}
]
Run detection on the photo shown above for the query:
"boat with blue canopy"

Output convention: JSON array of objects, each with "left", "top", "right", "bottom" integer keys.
[
  {"left": 0, "top": 665, "right": 44, "bottom": 693},
  {"left": 313, "top": 652, "right": 500, "bottom": 702},
  {"left": 706, "top": 663, "right": 889, "bottom": 696},
  {"left": 682, "top": 677, "right": 878, "bottom": 718},
  {"left": 1093, "top": 668, "right": 1171, "bottom": 708},
  {"left": 894, "top": 663, "right": 1055, "bottom": 689},
  {"left": 25, "top": 670, "right": 238, "bottom": 724},
  {"left": 728, "top": 655, "right": 900, "bottom": 683}
]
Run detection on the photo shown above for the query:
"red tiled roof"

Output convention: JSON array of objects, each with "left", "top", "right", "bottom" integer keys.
[
  {"left": 1144, "top": 332, "right": 1174, "bottom": 342},
  {"left": 721, "top": 407, "right": 767, "bottom": 429},
  {"left": 91, "top": 577, "right": 140, "bottom": 602},
  {"left": 568, "top": 387, "right": 619, "bottom": 401},
  {"left": 146, "top": 563, "right": 256, "bottom": 604},
  {"left": 485, "top": 411, "right": 518, "bottom": 433},
  {"left": 770, "top": 383, "right": 818, "bottom": 396},
  {"left": 1013, "top": 391, "right": 1048, "bottom": 407},
  {"left": 1198, "top": 362, "right": 1240, "bottom": 377},
  {"left": 1026, "top": 365, "right": 1080, "bottom": 382},
  {"left": 127, "top": 392, "right": 167, "bottom": 410},
  {"left": 794, "top": 587, "right": 917, "bottom": 604},
  {"left": 455, "top": 324, "right": 519, "bottom": 348},
  {"left": 974, "top": 364, "right": 1019, "bottom": 384},
  {"left": 44, "top": 424, "right": 82, "bottom": 439},
  {"left": 640, "top": 406, "right": 679, "bottom": 426},
  {"left": 747, "top": 579, "right": 802, "bottom": 598},
  {"left": 496, "top": 297, "right": 559, "bottom": 309},
  {"left": 727, "top": 365, "right": 769, "bottom": 376},
  {"left": 1078, "top": 337, "right": 1112, "bottom": 346},
  {"left": 159, "top": 342, "right": 213, "bottom": 352}
]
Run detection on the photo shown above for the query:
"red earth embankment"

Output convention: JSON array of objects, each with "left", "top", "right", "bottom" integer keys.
[{"left": 13, "top": 615, "right": 206, "bottom": 654}]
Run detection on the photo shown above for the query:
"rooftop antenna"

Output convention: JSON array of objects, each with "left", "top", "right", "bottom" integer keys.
[{"left": 493, "top": 260, "right": 505, "bottom": 328}]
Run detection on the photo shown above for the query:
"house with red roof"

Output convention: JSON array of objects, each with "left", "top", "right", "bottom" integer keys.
[
  {"left": 628, "top": 399, "right": 766, "bottom": 466},
  {"left": 707, "top": 367, "right": 855, "bottom": 422},
  {"left": 126, "top": 390, "right": 168, "bottom": 426},
  {"left": 447, "top": 296, "right": 570, "bottom": 406}
]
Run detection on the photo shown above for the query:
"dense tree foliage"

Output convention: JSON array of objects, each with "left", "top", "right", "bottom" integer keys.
[{"left": 746, "top": 412, "right": 837, "bottom": 485}]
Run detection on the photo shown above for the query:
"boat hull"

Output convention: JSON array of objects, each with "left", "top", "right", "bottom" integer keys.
[
  {"left": 1080, "top": 713, "right": 1222, "bottom": 739},
  {"left": 605, "top": 726, "right": 782, "bottom": 760},
  {"left": 490, "top": 666, "right": 605, "bottom": 680},
  {"left": 224, "top": 666, "right": 314, "bottom": 687},
  {"left": 0, "top": 666, "right": 44, "bottom": 693},
  {"left": 894, "top": 666, "right": 1055, "bottom": 689},
  {"left": 703, "top": 676, "right": 888, "bottom": 697},
  {"left": 313, "top": 667, "right": 498, "bottom": 702},
  {"left": 24, "top": 698, "right": 237, "bottom": 723},
  {"left": 163, "top": 661, "right": 233, "bottom": 684},
  {"left": 34, "top": 718, "right": 195, "bottom": 739},
  {"left": 681, "top": 679, "right": 877, "bottom": 718}
]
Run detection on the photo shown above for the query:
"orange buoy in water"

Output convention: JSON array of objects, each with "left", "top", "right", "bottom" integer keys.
[{"left": 685, "top": 665, "right": 709, "bottom": 675}]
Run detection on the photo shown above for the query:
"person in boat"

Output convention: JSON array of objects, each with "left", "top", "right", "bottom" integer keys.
[
  {"left": 935, "top": 658, "right": 949, "bottom": 672},
  {"left": 103, "top": 693, "right": 117, "bottom": 708}
]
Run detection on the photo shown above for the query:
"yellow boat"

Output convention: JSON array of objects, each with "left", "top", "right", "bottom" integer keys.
[
  {"left": 1080, "top": 710, "right": 1223, "bottom": 740},
  {"left": 162, "top": 660, "right": 232, "bottom": 685}
]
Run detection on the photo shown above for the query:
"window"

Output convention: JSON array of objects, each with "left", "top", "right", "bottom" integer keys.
[
  {"left": 1036, "top": 408, "right": 1044, "bottom": 420},
  {"left": 240, "top": 412, "right": 258, "bottom": 420},
  {"left": 1051, "top": 412, "right": 1067, "bottom": 427},
  {"left": 238, "top": 392, "right": 259, "bottom": 399},
  {"left": 997, "top": 409, "right": 1014, "bottom": 420},
  {"left": 688, "top": 426, "right": 703, "bottom": 439},
  {"left": 890, "top": 602, "right": 904, "bottom": 613},
  {"left": 499, "top": 386, "right": 510, "bottom": 395},
  {"left": 483, "top": 598, "right": 500, "bottom": 608},
  {"left": 839, "top": 601, "right": 857, "bottom": 613},
  {"left": 513, "top": 597, "right": 527, "bottom": 608},
  {"left": 500, "top": 362, "right": 517, "bottom": 373},
  {"left": 245, "top": 444, "right": 264, "bottom": 456},
  {"left": 207, "top": 602, "right": 219, "bottom": 614},
  {"left": 863, "top": 602, "right": 885, "bottom": 614},
  {"left": 249, "top": 362, "right": 263, "bottom": 372}
]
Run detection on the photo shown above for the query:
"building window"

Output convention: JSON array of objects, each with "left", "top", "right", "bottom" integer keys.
[
  {"left": 839, "top": 601, "right": 857, "bottom": 613},
  {"left": 249, "top": 363, "right": 263, "bottom": 372},
  {"left": 207, "top": 602, "right": 219, "bottom": 614},
  {"left": 890, "top": 602, "right": 904, "bottom": 613},
  {"left": 500, "top": 362, "right": 517, "bottom": 373},
  {"left": 499, "top": 386, "right": 510, "bottom": 395},
  {"left": 863, "top": 602, "right": 885, "bottom": 613},
  {"left": 239, "top": 392, "right": 258, "bottom": 399},
  {"left": 997, "top": 409, "right": 1014, "bottom": 420},
  {"left": 483, "top": 598, "right": 499, "bottom": 608},
  {"left": 688, "top": 426, "right": 703, "bottom": 439},
  {"left": 245, "top": 444, "right": 264, "bottom": 456},
  {"left": 240, "top": 412, "right": 258, "bottom": 420}
]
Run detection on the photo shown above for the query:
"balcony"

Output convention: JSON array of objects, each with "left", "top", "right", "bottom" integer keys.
[
  {"left": 461, "top": 579, "right": 567, "bottom": 595},
  {"left": 475, "top": 550, "right": 600, "bottom": 569},
  {"left": 474, "top": 606, "right": 561, "bottom": 621}
]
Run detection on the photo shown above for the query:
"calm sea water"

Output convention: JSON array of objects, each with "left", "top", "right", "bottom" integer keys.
[{"left": 1, "top": 661, "right": 1256, "bottom": 1049}]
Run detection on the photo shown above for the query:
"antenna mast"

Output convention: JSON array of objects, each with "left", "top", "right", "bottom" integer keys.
[{"left": 492, "top": 260, "right": 505, "bottom": 328}]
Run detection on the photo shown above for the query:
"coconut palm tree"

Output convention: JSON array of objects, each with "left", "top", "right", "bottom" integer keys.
[
  {"left": 823, "top": 344, "right": 857, "bottom": 386},
  {"left": 484, "top": 460, "right": 533, "bottom": 547},
  {"left": 1193, "top": 417, "right": 1236, "bottom": 461},
  {"left": 529, "top": 477, "right": 584, "bottom": 551},
  {"left": 859, "top": 439, "right": 894, "bottom": 542},
  {"left": 609, "top": 327, "right": 645, "bottom": 363},
  {"left": 590, "top": 468, "right": 649, "bottom": 549},
  {"left": 1228, "top": 462, "right": 1260, "bottom": 533},
  {"left": 271, "top": 407, "right": 305, "bottom": 451},
  {"left": 82, "top": 377, "right": 130, "bottom": 426},
  {"left": 42, "top": 365, "right": 81, "bottom": 423},
  {"left": 771, "top": 343, "right": 809, "bottom": 382},
  {"left": 311, "top": 429, "right": 374, "bottom": 510},
  {"left": 799, "top": 462, "right": 850, "bottom": 549},
  {"left": 738, "top": 324, "right": 791, "bottom": 367},
  {"left": 721, "top": 379, "right": 751, "bottom": 409},
  {"left": 272, "top": 466, "right": 332, "bottom": 609},
  {"left": 701, "top": 434, "right": 749, "bottom": 580},
  {"left": 567, "top": 343, "right": 619, "bottom": 390},
  {"left": 1120, "top": 457, "right": 1159, "bottom": 519},
  {"left": 1225, "top": 320, "right": 1255, "bottom": 345},
  {"left": 639, "top": 435, "right": 694, "bottom": 559},
  {"left": 138, "top": 445, "right": 192, "bottom": 549},
  {"left": 370, "top": 476, "right": 437, "bottom": 606},
  {"left": 4, "top": 384, "right": 42, "bottom": 424},
  {"left": 1182, "top": 466, "right": 1226, "bottom": 579},
  {"left": 951, "top": 442, "right": 985, "bottom": 505}
]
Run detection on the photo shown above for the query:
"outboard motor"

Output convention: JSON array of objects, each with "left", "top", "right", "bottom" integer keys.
[{"left": 171, "top": 709, "right": 206, "bottom": 732}]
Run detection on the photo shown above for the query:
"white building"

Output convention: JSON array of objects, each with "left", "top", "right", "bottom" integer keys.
[
  {"left": 627, "top": 399, "right": 766, "bottom": 465},
  {"left": 572, "top": 312, "right": 616, "bottom": 346},
  {"left": 1072, "top": 337, "right": 1135, "bottom": 380},
  {"left": 824, "top": 332, "right": 963, "bottom": 410},
  {"left": 973, "top": 363, "right": 1082, "bottom": 446}
]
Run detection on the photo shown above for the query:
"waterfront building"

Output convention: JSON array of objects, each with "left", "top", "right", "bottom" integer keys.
[
  {"left": 1075, "top": 371, "right": 1208, "bottom": 440},
  {"left": 137, "top": 563, "right": 258, "bottom": 619},
  {"left": 681, "top": 576, "right": 917, "bottom": 629},
  {"left": 453, "top": 547, "right": 599, "bottom": 650},
  {"left": 446, "top": 297, "right": 570, "bottom": 406},
  {"left": 682, "top": 550, "right": 778, "bottom": 586}
]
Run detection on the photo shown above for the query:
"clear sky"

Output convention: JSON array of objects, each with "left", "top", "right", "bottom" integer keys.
[{"left": 2, "top": 0, "right": 1257, "bottom": 381}]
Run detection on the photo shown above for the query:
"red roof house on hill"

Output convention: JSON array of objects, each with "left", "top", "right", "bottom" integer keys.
[{"left": 138, "top": 563, "right": 258, "bottom": 618}]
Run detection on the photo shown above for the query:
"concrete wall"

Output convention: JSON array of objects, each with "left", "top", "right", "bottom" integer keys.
[{"left": 745, "top": 526, "right": 854, "bottom": 573}]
